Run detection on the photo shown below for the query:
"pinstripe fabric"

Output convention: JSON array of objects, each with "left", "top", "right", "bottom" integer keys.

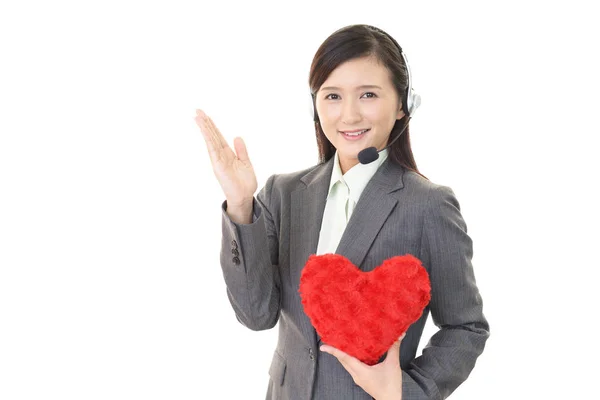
[{"left": 219, "top": 156, "right": 489, "bottom": 399}]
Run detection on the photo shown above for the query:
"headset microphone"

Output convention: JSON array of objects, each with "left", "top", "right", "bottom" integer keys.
[
  {"left": 357, "top": 115, "right": 412, "bottom": 164},
  {"left": 310, "top": 25, "right": 421, "bottom": 165}
]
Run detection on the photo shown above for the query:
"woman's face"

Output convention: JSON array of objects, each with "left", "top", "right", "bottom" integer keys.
[{"left": 315, "top": 56, "right": 405, "bottom": 174}]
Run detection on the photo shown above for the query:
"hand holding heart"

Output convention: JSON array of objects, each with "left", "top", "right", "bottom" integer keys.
[
  {"left": 299, "top": 253, "right": 431, "bottom": 397},
  {"left": 320, "top": 333, "right": 406, "bottom": 400}
]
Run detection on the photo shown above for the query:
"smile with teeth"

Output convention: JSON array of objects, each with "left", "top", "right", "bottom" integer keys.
[{"left": 341, "top": 129, "right": 370, "bottom": 137}]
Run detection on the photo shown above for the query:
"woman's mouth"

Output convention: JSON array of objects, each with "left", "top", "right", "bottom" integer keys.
[{"left": 340, "top": 129, "right": 370, "bottom": 140}]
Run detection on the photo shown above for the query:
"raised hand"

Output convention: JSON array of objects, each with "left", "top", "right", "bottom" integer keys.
[{"left": 195, "top": 109, "right": 258, "bottom": 209}]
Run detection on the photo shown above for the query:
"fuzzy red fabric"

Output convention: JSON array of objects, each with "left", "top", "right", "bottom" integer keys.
[{"left": 299, "top": 253, "right": 431, "bottom": 365}]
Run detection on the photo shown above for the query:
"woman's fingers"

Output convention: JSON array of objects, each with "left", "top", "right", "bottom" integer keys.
[
  {"left": 201, "top": 110, "right": 229, "bottom": 150},
  {"left": 196, "top": 109, "right": 253, "bottom": 170},
  {"left": 383, "top": 332, "right": 406, "bottom": 366},
  {"left": 195, "top": 109, "right": 233, "bottom": 166},
  {"left": 233, "top": 137, "right": 250, "bottom": 164},
  {"left": 195, "top": 113, "right": 221, "bottom": 163},
  {"left": 320, "top": 345, "right": 364, "bottom": 377}
]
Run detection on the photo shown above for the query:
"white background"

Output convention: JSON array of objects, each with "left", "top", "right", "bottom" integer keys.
[{"left": 1, "top": 1, "right": 598, "bottom": 399}]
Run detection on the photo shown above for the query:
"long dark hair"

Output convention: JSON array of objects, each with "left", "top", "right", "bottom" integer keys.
[{"left": 308, "top": 24, "right": 427, "bottom": 180}]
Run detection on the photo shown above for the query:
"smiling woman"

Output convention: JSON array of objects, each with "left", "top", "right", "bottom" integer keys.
[
  {"left": 196, "top": 23, "right": 490, "bottom": 400},
  {"left": 309, "top": 25, "right": 424, "bottom": 178},
  {"left": 314, "top": 57, "right": 404, "bottom": 174}
]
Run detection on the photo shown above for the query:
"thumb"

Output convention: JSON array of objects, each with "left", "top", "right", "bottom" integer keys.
[
  {"left": 384, "top": 332, "right": 406, "bottom": 365},
  {"left": 233, "top": 137, "right": 251, "bottom": 164}
]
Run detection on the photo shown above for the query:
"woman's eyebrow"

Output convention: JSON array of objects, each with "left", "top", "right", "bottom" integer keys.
[{"left": 320, "top": 84, "right": 383, "bottom": 91}]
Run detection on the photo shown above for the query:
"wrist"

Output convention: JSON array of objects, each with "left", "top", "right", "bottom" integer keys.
[
  {"left": 377, "top": 385, "right": 402, "bottom": 400},
  {"left": 226, "top": 199, "right": 254, "bottom": 224}
]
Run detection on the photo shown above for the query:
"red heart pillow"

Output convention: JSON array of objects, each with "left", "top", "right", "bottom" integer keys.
[{"left": 299, "top": 253, "right": 431, "bottom": 365}]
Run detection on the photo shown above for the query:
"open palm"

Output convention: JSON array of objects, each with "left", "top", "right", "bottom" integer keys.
[{"left": 195, "top": 109, "right": 257, "bottom": 207}]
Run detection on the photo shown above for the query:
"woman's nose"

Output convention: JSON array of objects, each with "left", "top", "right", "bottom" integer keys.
[{"left": 341, "top": 99, "right": 361, "bottom": 124}]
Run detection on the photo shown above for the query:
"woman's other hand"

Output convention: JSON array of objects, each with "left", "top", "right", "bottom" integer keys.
[
  {"left": 195, "top": 109, "right": 257, "bottom": 209},
  {"left": 320, "top": 333, "right": 406, "bottom": 400}
]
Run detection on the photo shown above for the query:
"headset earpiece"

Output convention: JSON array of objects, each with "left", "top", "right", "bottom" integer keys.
[
  {"left": 408, "top": 89, "right": 422, "bottom": 117},
  {"left": 400, "top": 50, "right": 420, "bottom": 118}
]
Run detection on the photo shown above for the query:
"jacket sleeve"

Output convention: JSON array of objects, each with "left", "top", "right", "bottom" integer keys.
[
  {"left": 219, "top": 174, "right": 282, "bottom": 331},
  {"left": 402, "top": 185, "right": 490, "bottom": 400}
]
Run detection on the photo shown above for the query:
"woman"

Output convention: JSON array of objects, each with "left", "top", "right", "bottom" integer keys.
[{"left": 195, "top": 24, "right": 489, "bottom": 400}]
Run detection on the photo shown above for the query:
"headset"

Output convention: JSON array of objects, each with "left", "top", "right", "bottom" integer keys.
[{"left": 310, "top": 25, "right": 421, "bottom": 164}]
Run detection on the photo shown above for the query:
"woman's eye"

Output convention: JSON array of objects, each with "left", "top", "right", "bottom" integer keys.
[{"left": 324, "top": 92, "right": 377, "bottom": 100}]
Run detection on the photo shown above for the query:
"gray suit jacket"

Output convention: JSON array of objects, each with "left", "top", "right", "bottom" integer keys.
[{"left": 219, "top": 156, "right": 489, "bottom": 400}]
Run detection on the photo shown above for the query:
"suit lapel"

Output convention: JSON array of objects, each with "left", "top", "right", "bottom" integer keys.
[
  {"left": 290, "top": 157, "right": 333, "bottom": 347},
  {"left": 290, "top": 156, "right": 406, "bottom": 347},
  {"left": 335, "top": 158, "right": 405, "bottom": 269}
]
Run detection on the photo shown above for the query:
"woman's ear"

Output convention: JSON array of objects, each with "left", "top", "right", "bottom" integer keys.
[{"left": 396, "top": 107, "right": 405, "bottom": 120}]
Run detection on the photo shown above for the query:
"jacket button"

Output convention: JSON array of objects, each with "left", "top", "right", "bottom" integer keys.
[
  {"left": 232, "top": 256, "right": 240, "bottom": 265},
  {"left": 231, "top": 240, "right": 238, "bottom": 248},
  {"left": 309, "top": 348, "right": 315, "bottom": 360},
  {"left": 231, "top": 248, "right": 239, "bottom": 256}
]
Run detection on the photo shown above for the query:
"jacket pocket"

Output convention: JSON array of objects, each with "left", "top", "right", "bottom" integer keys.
[{"left": 268, "top": 351, "right": 286, "bottom": 386}]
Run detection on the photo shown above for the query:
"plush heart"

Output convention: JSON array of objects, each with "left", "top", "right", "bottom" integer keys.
[{"left": 299, "top": 253, "right": 431, "bottom": 365}]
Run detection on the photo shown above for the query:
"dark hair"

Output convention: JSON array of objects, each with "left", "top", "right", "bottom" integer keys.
[{"left": 308, "top": 24, "right": 427, "bottom": 180}]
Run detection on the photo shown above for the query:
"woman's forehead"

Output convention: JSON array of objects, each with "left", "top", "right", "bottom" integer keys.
[{"left": 320, "top": 58, "right": 393, "bottom": 91}]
